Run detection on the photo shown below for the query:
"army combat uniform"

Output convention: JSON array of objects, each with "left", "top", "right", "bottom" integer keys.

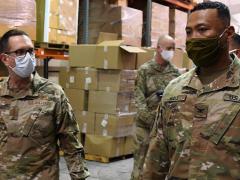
[
  {"left": 131, "top": 59, "right": 180, "bottom": 180},
  {"left": 143, "top": 57, "right": 240, "bottom": 179},
  {"left": 0, "top": 73, "right": 89, "bottom": 180}
]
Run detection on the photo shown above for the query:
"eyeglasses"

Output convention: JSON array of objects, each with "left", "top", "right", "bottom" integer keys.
[{"left": 5, "top": 48, "right": 34, "bottom": 57}]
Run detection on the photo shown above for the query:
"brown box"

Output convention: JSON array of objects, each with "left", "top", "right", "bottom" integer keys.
[
  {"left": 50, "top": 0, "right": 59, "bottom": 14},
  {"left": 98, "top": 69, "right": 137, "bottom": 92},
  {"left": 88, "top": 90, "right": 131, "bottom": 114},
  {"left": 69, "top": 45, "right": 96, "bottom": 67},
  {"left": 175, "top": 10, "right": 188, "bottom": 48},
  {"left": 101, "top": 6, "right": 143, "bottom": 47},
  {"left": 75, "top": 111, "right": 95, "bottom": 134},
  {"left": 59, "top": 67, "right": 98, "bottom": 90},
  {"left": 0, "top": 0, "right": 36, "bottom": 40},
  {"left": 79, "top": 2, "right": 143, "bottom": 46},
  {"left": 151, "top": 3, "right": 169, "bottom": 47},
  {"left": 48, "top": 28, "right": 77, "bottom": 44},
  {"left": 49, "top": 14, "right": 59, "bottom": 29},
  {"left": 136, "top": 47, "right": 155, "bottom": 69},
  {"left": 97, "top": 32, "right": 118, "bottom": 44},
  {"left": 95, "top": 113, "right": 135, "bottom": 137},
  {"left": 108, "top": 0, "right": 128, "bottom": 6},
  {"left": 129, "top": 98, "right": 137, "bottom": 113},
  {"left": 124, "top": 136, "right": 134, "bottom": 155},
  {"left": 64, "top": 89, "right": 88, "bottom": 112},
  {"left": 85, "top": 134, "right": 125, "bottom": 157},
  {"left": 96, "top": 40, "right": 145, "bottom": 69}
]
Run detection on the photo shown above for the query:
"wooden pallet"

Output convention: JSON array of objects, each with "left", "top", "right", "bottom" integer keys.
[
  {"left": 85, "top": 154, "right": 133, "bottom": 163},
  {"left": 34, "top": 41, "right": 69, "bottom": 50}
]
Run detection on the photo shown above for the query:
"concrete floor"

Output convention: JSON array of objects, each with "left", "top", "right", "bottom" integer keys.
[{"left": 60, "top": 157, "right": 133, "bottom": 180}]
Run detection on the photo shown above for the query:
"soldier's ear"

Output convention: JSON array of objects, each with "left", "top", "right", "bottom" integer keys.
[
  {"left": 236, "top": 49, "right": 240, "bottom": 58},
  {"left": 0, "top": 54, "right": 14, "bottom": 67}
]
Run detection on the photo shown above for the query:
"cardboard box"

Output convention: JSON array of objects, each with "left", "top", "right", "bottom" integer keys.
[
  {"left": 49, "top": 14, "right": 59, "bottom": 29},
  {"left": 69, "top": 45, "right": 96, "bottom": 67},
  {"left": 48, "top": 28, "right": 58, "bottom": 42},
  {"left": 50, "top": 0, "right": 59, "bottom": 14},
  {"left": 136, "top": 47, "right": 155, "bottom": 69},
  {"left": 85, "top": 134, "right": 125, "bottom": 157},
  {"left": 124, "top": 136, "right": 134, "bottom": 155},
  {"left": 98, "top": 69, "right": 137, "bottom": 92},
  {"left": 75, "top": 111, "right": 95, "bottom": 134},
  {"left": 59, "top": 0, "right": 79, "bottom": 23},
  {"left": 95, "top": 113, "right": 135, "bottom": 137},
  {"left": 129, "top": 100, "right": 137, "bottom": 113},
  {"left": 108, "top": 0, "right": 128, "bottom": 6},
  {"left": 175, "top": 10, "right": 188, "bottom": 48},
  {"left": 37, "top": 0, "right": 78, "bottom": 44},
  {"left": 101, "top": 6, "right": 143, "bottom": 47},
  {"left": 96, "top": 40, "right": 145, "bottom": 69},
  {"left": 0, "top": 0, "right": 36, "bottom": 40},
  {"left": 97, "top": 32, "right": 118, "bottom": 44},
  {"left": 88, "top": 91, "right": 131, "bottom": 114},
  {"left": 151, "top": 3, "right": 169, "bottom": 47},
  {"left": 59, "top": 67, "right": 98, "bottom": 90},
  {"left": 64, "top": 89, "right": 88, "bottom": 112},
  {"left": 78, "top": 3, "right": 142, "bottom": 46}
]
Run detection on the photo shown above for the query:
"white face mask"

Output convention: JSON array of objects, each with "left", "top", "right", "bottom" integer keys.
[
  {"left": 12, "top": 52, "right": 36, "bottom": 78},
  {"left": 161, "top": 50, "right": 174, "bottom": 62}
]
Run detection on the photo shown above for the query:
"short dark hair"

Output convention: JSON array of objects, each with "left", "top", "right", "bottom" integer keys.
[
  {"left": 191, "top": 1, "right": 230, "bottom": 27},
  {"left": 0, "top": 29, "right": 29, "bottom": 53},
  {"left": 231, "top": 33, "right": 240, "bottom": 48}
]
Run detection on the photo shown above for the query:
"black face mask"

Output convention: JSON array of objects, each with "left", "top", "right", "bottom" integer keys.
[{"left": 186, "top": 29, "right": 227, "bottom": 67}]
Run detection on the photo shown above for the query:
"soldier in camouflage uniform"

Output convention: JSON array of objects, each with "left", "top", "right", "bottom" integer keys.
[
  {"left": 0, "top": 29, "right": 89, "bottom": 179},
  {"left": 131, "top": 35, "right": 180, "bottom": 180},
  {"left": 143, "top": 2, "right": 240, "bottom": 179}
]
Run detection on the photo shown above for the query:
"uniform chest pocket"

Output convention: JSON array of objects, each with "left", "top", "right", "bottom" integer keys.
[
  {"left": 201, "top": 93, "right": 240, "bottom": 146},
  {"left": 164, "top": 95, "right": 187, "bottom": 120},
  {"left": 164, "top": 95, "right": 187, "bottom": 146},
  {"left": 21, "top": 100, "right": 55, "bottom": 145}
]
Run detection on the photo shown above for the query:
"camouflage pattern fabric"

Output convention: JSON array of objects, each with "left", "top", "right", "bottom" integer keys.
[
  {"left": 0, "top": 72, "right": 90, "bottom": 180},
  {"left": 131, "top": 59, "right": 180, "bottom": 180},
  {"left": 143, "top": 57, "right": 240, "bottom": 179}
]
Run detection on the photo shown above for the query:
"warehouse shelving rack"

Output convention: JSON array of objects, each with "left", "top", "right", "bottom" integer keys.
[{"left": 34, "top": 42, "right": 69, "bottom": 79}]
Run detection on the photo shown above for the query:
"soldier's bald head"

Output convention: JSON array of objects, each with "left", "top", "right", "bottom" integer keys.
[{"left": 157, "top": 35, "right": 175, "bottom": 48}]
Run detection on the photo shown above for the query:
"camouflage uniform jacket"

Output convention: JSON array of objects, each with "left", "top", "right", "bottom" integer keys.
[
  {"left": 147, "top": 58, "right": 240, "bottom": 179},
  {"left": 0, "top": 73, "right": 89, "bottom": 180},
  {"left": 135, "top": 59, "right": 180, "bottom": 128}
]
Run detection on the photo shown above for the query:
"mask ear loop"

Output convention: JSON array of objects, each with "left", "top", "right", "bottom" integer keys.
[
  {"left": 219, "top": 27, "right": 229, "bottom": 39},
  {"left": 229, "top": 49, "right": 237, "bottom": 54}
]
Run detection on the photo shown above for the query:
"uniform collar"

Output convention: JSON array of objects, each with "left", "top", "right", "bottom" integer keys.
[
  {"left": 183, "top": 58, "right": 240, "bottom": 94},
  {"left": 152, "top": 59, "right": 174, "bottom": 72},
  {"left": 0, "top": 72, "right": 43, "bottom": 99}
]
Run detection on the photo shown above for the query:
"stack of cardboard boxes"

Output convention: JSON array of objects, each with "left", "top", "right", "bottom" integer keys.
[
  {"left": 79, "top": 0, "right": 143, "bottom": 46},
  {"left": 36, "top": 0, "right": 79, "bottom": 44},
  {"left": 48, "top": 0, "right": 78, "bottom": 44},
  {"left": 151, "top": 3, "right": 169, "bottom": 48},
  {"left": 59, "top": 40, "right": 155, "bottom": 158},
  {"left": 0, "top": 0, "right": 36, "bottom": 40}
]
